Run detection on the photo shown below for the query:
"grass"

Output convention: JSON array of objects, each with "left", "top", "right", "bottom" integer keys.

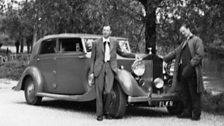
[
  {"left": 0, "top": 60, "right": 27, "bottom": 80},
  {"left": 202, "top": 91, "right": 224, "bottom": 115}
]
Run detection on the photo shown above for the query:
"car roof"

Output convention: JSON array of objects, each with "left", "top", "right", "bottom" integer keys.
[
  {"left": 37, "top": 33, "right": 127, "bottom": 43},
  {"left": 32, "top": 33, "right": 129, "bottom": 57}
]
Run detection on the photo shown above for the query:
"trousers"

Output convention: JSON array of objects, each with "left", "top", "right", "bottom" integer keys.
[
  {"left": 95, "top": 62, "right": 114, "bottom": 116},
  {"left": 179, "top": 65, "right": 201, "bottom": 116}
]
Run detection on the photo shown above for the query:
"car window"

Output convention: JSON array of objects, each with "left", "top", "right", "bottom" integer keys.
[
  {"left": 39, "top": 39, "right": 56, "bottom": 54},
  {"left": 84, "top": 38, "right": 96, "bottom": 52},
  {"left": 59, "top": 38, "right": 83, "bottom": 53},
  {"left": 84, "top": 38, "right": 131, "bottom": 53},
  {"left": 117, "top": 39, "right": 131, "bottom": 53}
]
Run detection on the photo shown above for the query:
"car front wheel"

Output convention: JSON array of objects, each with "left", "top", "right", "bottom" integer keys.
[
  {"left": 108, "top": 81, "right": 127, "bottom": 118},
  {"left": 24, "top": 77, "right": 42, "bottom": 105}
]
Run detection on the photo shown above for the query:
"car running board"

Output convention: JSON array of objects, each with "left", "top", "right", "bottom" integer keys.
[{"left": 36, "top": 88, "right": 96, "bottom": 102}]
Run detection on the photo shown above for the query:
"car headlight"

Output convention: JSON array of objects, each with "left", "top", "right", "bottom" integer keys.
[
  {"left": 131, "top": 60, "right": 145, "bottom": 76},
  {"left": 163, "top": 61, "right": 175, "bottom": 76},
  {"left": 154, "top": 78, "right": 164, "bottom": 89}
]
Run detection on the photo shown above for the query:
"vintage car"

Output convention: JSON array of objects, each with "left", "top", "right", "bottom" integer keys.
[{"left": 15, "top": 33, "right": 182, "bottom": 118}]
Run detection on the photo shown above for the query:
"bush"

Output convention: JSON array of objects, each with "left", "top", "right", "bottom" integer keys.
[
  {"left": 0, "top": 60, "right": 27, "bottom": 80},
  {"left": 202, "top": 91, "right": 224, "bottom": 115}
]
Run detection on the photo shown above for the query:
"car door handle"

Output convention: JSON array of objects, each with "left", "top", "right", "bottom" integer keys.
[{"left": 78, "top": 56, "right": 86, "bottom": 59}]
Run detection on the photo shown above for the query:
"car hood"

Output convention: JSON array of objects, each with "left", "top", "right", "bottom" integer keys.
[{"left": 85, "top": 52, "right": 162, "bottom": 61}]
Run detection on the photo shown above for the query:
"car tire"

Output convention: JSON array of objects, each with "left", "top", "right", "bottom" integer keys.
[
  {"left": 24, "top": 77, "right": 42, "bottom": 105},
  {"left": 108, "top": 81, "right": 127, "bottom": 118},
  {"left": 167, "top": 101, "right": 183, "bottom": 115}
]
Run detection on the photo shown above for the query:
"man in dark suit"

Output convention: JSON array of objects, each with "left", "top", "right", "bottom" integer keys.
[
  {"left": 164, "top": 23, "right": 204, "bottom": 121},
  {"left": 90, "top": 25, "right": 136, "bottom": 121}
]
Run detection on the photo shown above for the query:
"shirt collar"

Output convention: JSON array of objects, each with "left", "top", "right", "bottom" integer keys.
[
  {"left": 103, "top": 37, "right": 110, "bottom": 43},
  {"left": 187, "top": 34, "right": 193, "bottom": 40}
]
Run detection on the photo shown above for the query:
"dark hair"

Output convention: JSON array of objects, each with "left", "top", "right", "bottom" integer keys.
[
  {"left": 180, "top": 22, "right": 191, "bottom": 29},
  {"left": 180, "top": 22, "right": 198, "bottom": 34},
  {"left": 102, "top": 25, "right": 112, "bottom": 31}
]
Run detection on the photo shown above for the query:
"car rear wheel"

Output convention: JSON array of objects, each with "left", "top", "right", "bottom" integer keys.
[
  {"left": 108, "top": 81, "right": 127, "bottom": 118},
  {"left": 24, "top": 77, "right": 42, "bottom": 105},
  {"left": 167, "top": 101, "right": 183, "bottom": 115}
]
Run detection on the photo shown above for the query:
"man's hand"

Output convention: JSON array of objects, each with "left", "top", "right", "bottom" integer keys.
[
  {"left": 157, "top": 55, "right": 164, "bottom": 60},
  {"left": 135, "top": 54, "right": 142, "bottom": 61},
  {"left": 88, "top": 73, "right": 94, "bottom": 86},
  {"left": 89, "top": 73, "right": 94, "bottom": 78},
  {"left": 182, "top": 64, "right": 195, "bottom": 79}
]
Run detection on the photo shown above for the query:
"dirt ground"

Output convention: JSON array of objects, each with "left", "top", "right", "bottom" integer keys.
[{"left": 0, "top": 79, "right": 224, "bottom": 126}]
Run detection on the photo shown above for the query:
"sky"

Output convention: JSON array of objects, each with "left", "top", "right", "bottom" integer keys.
[
  {"left": 3, "top": 0, "right": 25, "bottom": 9},
  {"left": 4, "top": 0, "right": 25, "bottom": 5},
  {"left": 4, "top": 0, "right": 24, "bottom": 3}
]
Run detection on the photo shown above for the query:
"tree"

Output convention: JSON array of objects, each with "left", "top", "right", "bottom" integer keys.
[
  {"left": 1, "top": 0, "right": 224, "bottom": 54},
  {"left": 1, "top": 1, "right": 28, "bottom": 53},
  {"left": 137, "top": 0, "right": 162, "bottom": 54},
  {"left": 84, "top": 0, "right": 145, "bottom": 52}
]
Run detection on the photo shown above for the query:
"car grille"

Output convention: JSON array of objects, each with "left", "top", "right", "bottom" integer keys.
[{"left": 142, "top": 60, "right": 153, "bottom": 82}]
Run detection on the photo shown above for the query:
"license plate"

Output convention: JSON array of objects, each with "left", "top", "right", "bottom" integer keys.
[{"left": 159, "top": 101, "right": 173, "bottom": 107}]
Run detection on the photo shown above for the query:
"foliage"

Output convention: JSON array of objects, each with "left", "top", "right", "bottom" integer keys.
[
  {"left": 0, "top": 60, "right": 27, "bottom": 80},
  {"left": 157, "top": 0, "right": 224, "bottom": 50},
  {"left": 84, "top": 0, "right": 145, "bottom": 52},
  {"left": 202, "top": 91, "right": 224, "bottom": 115},
  {"left": 0, "top": 0, "right": 224, "bottom": 54}
]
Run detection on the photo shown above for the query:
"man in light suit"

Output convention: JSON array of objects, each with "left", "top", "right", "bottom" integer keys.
[
  {"left": 164, "top": 23, "right": 204, "bottom": 121},
  {"left": 90, "top": 25, "right": 136, "bottom": 121}
]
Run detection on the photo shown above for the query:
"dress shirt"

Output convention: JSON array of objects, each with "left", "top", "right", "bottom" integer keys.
[{"left": 103, "top": 37, "right": 110, "bottom": 62}]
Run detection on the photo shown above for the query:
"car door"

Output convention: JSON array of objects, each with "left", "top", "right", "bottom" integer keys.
[
  {"left": 36, "top": 38, "right": 57, "bottom": 93},
  {"left": 55, "top": 37, "right": 87, "bottom": 95}
]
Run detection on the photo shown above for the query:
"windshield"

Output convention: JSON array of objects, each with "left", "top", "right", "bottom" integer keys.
[{"left": 84, "top": 38, "right": 131, "bottom": 53}]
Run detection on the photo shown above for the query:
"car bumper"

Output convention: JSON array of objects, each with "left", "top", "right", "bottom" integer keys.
[{"left": 128, "top": 93, "right": 178, "bottom": 107}]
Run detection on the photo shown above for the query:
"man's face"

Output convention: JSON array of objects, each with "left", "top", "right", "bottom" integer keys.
[
  {"left": 179, "top": 26, "right": 190, "bottom": 38},
  {"left": 102, "top": 26, "right": 111, "bottom": 38}
]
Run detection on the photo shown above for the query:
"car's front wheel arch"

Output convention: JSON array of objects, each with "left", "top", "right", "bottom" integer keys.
[{"left": 22, "top": 75, "right": 32, "bottom": 90}]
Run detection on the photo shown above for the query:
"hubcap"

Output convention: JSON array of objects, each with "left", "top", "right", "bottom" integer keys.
[
  {"left": 26, "top": 82, "right": 35, "bottom": 101},
  {"left": 111, "top": 90, "right": 117, "bottom": 100}
]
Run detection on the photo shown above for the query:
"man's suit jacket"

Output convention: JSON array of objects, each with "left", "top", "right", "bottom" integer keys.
[
  {"left": 164, "top": 35, "right": 204, "bottom": 93},
  {"left": 90, "top": 37, "right": 135, "bottom": 77}
]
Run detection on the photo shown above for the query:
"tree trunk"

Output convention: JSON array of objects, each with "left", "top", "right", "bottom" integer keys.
[
  {"left": 15, "top": 40, "right": 20, "bottom": 54},
  {"left": 145, "top": 8, "right": 156, "bottom": 54},
  {"left": 138, "top": 0, "right": 162, "bottom": 54},
  {"left": 33, "top": 30, "right": 38, "bottom": 43},
  {"left": 20, "top": 38, "right": 25, "bottom": 53}
]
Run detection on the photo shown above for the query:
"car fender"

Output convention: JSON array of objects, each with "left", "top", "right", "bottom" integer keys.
[
  {"left": 115, "top": 69, "right": 148, "bottom": 97},
  {"left": 14, "top": 66, "right": 44, "bottom": 93}
]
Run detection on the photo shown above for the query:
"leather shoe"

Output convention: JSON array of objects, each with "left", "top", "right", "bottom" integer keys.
[
  {"left": 97, "top": 116, "right": 103, "bottom": 121},
  {"left": 191, "top": 115, "right": 200, "bottom": 121},
  {"left": 105, "top": 115, "right": 113, "bottom": 119},
  {"left": 177, "top": 112, "right": 192, "bottom": 119}
]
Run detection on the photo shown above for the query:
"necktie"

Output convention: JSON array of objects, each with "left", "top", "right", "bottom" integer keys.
[
  {"left": 182, "top": 35, "right": 193, "bottom": 49},
  {"left": 180, "top": 37, "right": 191, "bottom": 64},
  {"left": 104, "top": 41, "right": 110, "bottom": 62}
]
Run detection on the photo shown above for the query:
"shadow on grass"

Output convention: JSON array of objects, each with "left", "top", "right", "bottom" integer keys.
[
  {"left": 16, "top": 99, "right": 170, "bottom": 118},
  {"left": 202, "top": 91, "right": 224, "bottom": 115},
  {"left": 125, "top": 106, "right": 170, "bottom": 118},
  {"left": 16, "top": 100, "right": 96, "bottom": 115}
]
